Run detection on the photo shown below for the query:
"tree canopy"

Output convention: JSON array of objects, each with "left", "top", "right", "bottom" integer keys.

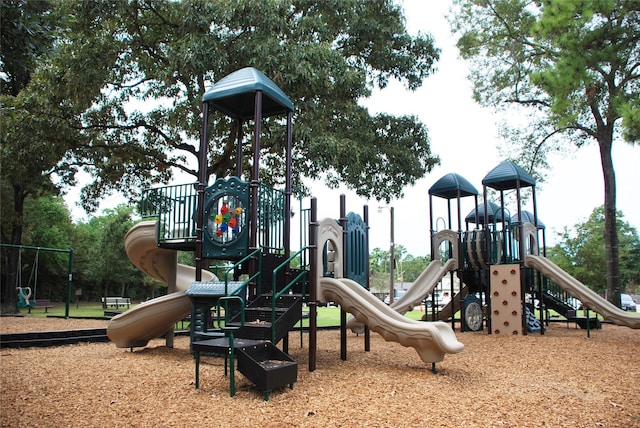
[
  {"left": 548, "top": 206, "right": 640, "bottom": 296},
  {"left": 46, "top": 0, "right": 440, "bottom": 209},
  {"left": 1, "top": 0, "right": 441, "bottom": 312},
  {"left": 449, "top": 0, "right": 640, "bottom": 306}
]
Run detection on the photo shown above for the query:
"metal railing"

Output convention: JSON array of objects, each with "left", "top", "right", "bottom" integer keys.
[
  {"left": 269, "top": 246, "right": 310, "bottom": 342},
  {"left": 257, "top": 183, "right": 286, "bottom": 253},
  {"left": 140, "top": 183, "right": 198, "bottom": 243},
  {"left": 224, "top": 248, "right": 263, "bottom": 299},
  {"left": 141, "top": 181, "right": 290, "bottom": 250}
]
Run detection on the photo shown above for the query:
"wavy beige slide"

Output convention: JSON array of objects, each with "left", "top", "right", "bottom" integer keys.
[
  {"left": 321, "top": 277, "right": 464, "bottom": 363},
  {"left": 107, "top": 221, "right": 215, "bottom": 348},
  {"left": 347, "top": 258, "right": 458, "bottom": 334},
  {"left": 525, "top": 254, "right": 640, "bottom": 329}
]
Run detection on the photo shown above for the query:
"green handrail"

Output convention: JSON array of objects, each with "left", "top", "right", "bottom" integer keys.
[
  {"left": 223, "top": 248, "right": 262, "bottom": 298},
  {"left": 270, "top": 247, "right": 310, "bottom": 342},
  {"left": 216, "top": 295, "right": 245, "bottom": 397}
]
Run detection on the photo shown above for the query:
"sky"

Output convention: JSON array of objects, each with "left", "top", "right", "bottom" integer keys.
[
  {"left": 64, "top": 0, "right": 639, "bottom": 258},
  {"left": 308, "top": 0, "right": 640, "bottom": 257}
]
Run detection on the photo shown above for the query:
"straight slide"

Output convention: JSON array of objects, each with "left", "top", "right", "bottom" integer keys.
[
  {"left": 321, "top": 277, "right": 464, "bottom": 363},
  {"left": 525, "top": 254, "right": 640, "bottom": 329},
  {"left": 107, "top": 221, "right": 215, "bottom": 348}
]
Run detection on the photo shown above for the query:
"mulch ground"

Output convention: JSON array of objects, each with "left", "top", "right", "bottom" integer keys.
[{"left": 1, "top": 316, "right": 639, "bottom": 427}]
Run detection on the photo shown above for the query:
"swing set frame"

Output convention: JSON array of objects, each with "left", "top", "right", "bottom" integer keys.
[{"left": 1, "top": 243, "right": 74, "bottom": 318}]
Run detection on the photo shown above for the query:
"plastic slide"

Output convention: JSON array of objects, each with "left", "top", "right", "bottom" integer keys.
[
  {"left": 525, "top": 254, "right": 640, "bottom": 329},
  {"left": 107, "top": 221, "right": 216, "bottom": 348},
  {"left": 320, "top": 277, "right": 464, "bottom": 363},
  {"left": 347, "top": 258, "right": 457, "bottom": 333},
  {"left": 423, "top": 283, "right": 469, "bottom": 322}
]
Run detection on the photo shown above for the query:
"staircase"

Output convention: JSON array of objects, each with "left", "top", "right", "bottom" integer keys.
[
  {"left": 227, "top": 293, "right": 303, "bottom": 343},
  {"left": 191, "top": 290, "right": 303, "bottom": 399},
  {"left": 542, "top": 291, "right": 601, "bottom": 329}
]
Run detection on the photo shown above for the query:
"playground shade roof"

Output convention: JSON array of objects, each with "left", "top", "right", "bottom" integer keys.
[
  {"left": 482, "top": 161, "right": 536, "bottom": 190},
  {"left": 465, "top": 201, "right": 507, "bottom": 224},
  {"left": 429, "top": 173, "right": 479, "bottom": 199},
  {"left": 512, "top": 210, "right": 545, "bottom": 228},
  {"left": 202, "top": 67, "right": 294, "bottom": 120}
]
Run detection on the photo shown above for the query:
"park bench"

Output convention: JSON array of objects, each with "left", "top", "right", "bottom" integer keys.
[
  {"left": 101, "top": 297, "right": 131, "bottom": 309},
  {"left": 102, "top": 297, "right": 131, "bottom": 317},
  {"left": 27, "top": 299, "right": 53, "bottom": 314}
]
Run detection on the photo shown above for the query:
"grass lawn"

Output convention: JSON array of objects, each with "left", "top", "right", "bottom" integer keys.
[{"left": 25, "top": 300, "right": 610, "bottom": 328}]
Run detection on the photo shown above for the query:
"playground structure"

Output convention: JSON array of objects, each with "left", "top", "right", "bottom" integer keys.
[
  {"left": 106, "top": 67, "right": 638, "bottom": 397},
  {"left": 105, "top": 67, "right": 464, "bottom": 399},
  {"left": 421, "top": 166, "right": 640, "bottom": 335}
]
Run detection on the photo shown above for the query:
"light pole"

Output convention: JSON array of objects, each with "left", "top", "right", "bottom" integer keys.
[{"left": 378, "top": 206, "right": 395, "bottom": 304}]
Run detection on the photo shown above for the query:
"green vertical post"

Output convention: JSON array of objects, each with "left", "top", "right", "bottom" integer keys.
[{"left": 65, "top": 249, "right": 74, "bottom": 319}]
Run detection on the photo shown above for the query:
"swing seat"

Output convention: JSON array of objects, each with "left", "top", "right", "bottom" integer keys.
[
  {"left": 17, "top": 301, "right": 36, "bottom": 309},
  {"left": 17, "top": 287, "right": 35, "bottom": 308}
]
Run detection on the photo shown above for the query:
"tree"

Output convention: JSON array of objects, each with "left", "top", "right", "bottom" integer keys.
[
  {"left": 0, "top": 0, "right": 62, "bottom": 312},
  {"left": 548, "top": 206, "right": 640, "bottom": 296},
  {"left": 450, "top": 0, "right": 640, "bottom": 307},
  {"left": 402, "top": 254, "right": 432, "bottom": 283},
  {"left": 369, "top": 247, "right": 391, "bottom": 294},
  {"left": 54, "top": 0, "right": 441, "bottom": 205},
  {"left": 21, "top": 196, "right": 75, "bottom": 301},
  {"left": 73, "top": 207, "right": 152, "bottom": 301},
  {"left": 0, "top": 0, "right": 129, "bottom": 312},
  {"left": 1, "top": 0, "right": 441, "bottom": 313}
]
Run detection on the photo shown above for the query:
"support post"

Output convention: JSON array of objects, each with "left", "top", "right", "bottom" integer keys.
[{"left": 308, "top": 198, "right": 318, "bottom": 372}]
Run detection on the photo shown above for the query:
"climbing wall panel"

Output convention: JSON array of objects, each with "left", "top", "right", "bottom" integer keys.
[{"left": 489, "top": 264, "right": 522, "bottom": 335}]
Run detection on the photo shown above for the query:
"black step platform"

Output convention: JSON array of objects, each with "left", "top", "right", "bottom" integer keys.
[{"left": 193, "top": 337, "right": 297, "bottom": 400}]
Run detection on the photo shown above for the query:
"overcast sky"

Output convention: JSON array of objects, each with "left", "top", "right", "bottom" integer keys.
[
  {"left": 65, "top": 0, "right": 639, "bottom": 258},
  {"left": 310, "top": 0, "right": 640, "bottom": 257}
]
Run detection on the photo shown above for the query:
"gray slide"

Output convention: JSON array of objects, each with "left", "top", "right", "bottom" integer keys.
[
  {"left": 525, "top": 254, "right": 640, "bottom": 329},
  {"left": 347, "top": 258, "right": 457, "bottom": 334},
  {"left": 320, "top": 277, "right": 464, "bottom": 363}
]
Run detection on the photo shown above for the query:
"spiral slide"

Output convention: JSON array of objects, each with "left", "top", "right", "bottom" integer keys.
[
  {"left": 107, "top": 221, "right": 215, "bottom": 348},
  {"left": 525, "top": 254, "right": 640, "bottom": 329},
  {"left": 347, "top": 258, "right": 457, "bottom": 334},
  {"left": 320, "top": 277, "right": 464, "bottom": 363}
]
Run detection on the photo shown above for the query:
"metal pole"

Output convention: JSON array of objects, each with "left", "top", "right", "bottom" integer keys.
[
  {"left": 390, "top": 206, "right": 395, "bottom": 304},
  {"left": 340, "top": 195, "right": 347, "bottom": 361},
  {"left": 309, "top": 198, "right": 318, "bottom": 372},
  {"left": 195, "top": 102, "right": 210, "bottom": 282},
  {"left": 65, "top": 249, "right": 74, "bottom": 319}
]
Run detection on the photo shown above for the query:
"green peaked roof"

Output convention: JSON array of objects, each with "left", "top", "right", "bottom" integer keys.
[
  {"left": 202, "top": 67, "right": 294, "bottom": 120},
  {"left": 465, "top": 201, "right": 507, "bottom": 224},
  {"left": 512, "top": 210, "right": 545, "bottom": 228},
  {"left": 482, "top": 161, "right": 536, "bottom": 190},
  {"left": 429, "top": 173, "right": 479, "bottom": 199}
]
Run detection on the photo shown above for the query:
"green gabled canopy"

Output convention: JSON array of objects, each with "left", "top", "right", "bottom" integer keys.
[
  {"left": 465, "top": 201, "right": 506, "bottom": 224},
  {"left": 482, "top": 161, "right": 536, "bottom": 190},
  {"left": 202, "top": 67, "right": 294, "bottom": 120},
  {"left": 429, "top": 173, "right": 479, "bottom": 199}
]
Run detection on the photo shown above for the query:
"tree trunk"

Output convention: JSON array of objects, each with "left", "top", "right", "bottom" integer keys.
[
  {"left": 1, "top": 185, "right": 26, "bottom": 314},
  {"left": 598, "top": 132, "right": 621, "bottom": 307}
]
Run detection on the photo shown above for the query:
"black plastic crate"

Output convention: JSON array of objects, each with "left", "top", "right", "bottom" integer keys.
[{"left": 237, "top": 342, "right": 297, "bottom": 392}]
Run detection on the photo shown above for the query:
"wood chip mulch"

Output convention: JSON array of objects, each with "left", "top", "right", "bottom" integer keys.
[{"left": 1, "top": 317, "right": 639, "bottom": 427}]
